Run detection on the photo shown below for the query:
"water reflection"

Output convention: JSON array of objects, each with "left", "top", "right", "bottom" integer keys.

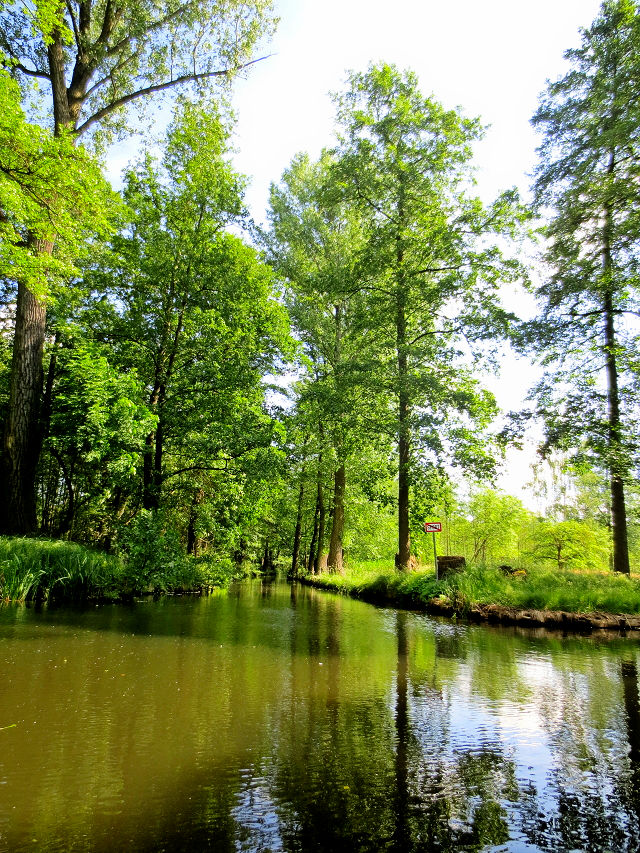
[{"left": 0, "top": 582, "right": 639, "bottom": 851}]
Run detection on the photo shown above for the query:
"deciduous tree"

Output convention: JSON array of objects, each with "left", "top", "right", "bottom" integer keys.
[{"left": 0, "top": 0, "right": 275, "bottom": 533}]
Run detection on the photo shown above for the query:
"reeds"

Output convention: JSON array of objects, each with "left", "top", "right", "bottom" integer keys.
[{"left": 0, "top": 537, "right": 122, "bottom": 602}]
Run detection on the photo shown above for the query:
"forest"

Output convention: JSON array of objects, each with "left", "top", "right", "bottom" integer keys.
[{"left": 2, "top": 0, "right": 640, "bottom": 599}]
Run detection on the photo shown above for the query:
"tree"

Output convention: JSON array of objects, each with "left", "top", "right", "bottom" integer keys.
[
  {"left": 0, "top": 0, "right": 275, "bottom": 534},
  {"left": 529, "top": 519, "right": 608, "bottom": 572},
  {"left": 82, "top": 102, "right": 290, "bottom": 551},
  {"left": 266, "top": 151, "right": 386, "bottom": 573},
  {"left": 331, "top": 64, "right": 525, "bottom": 568},
  {"left": 0, "top": 66, "right": 116, "bottom": 532},
  {"left": 530, "top": 0, "right": 640, "bottom": 574},
  {"left": 39, "top": 339, "right": 154, "bottom": 539}
]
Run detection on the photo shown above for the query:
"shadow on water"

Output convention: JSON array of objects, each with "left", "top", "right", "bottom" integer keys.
[{"left": 2, "top": 581, "right": 640, "bottom": 851}]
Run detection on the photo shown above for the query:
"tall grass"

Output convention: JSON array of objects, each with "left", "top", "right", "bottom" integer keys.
[
  {"left": 307, "top": 559, "right": 640, "bottom": 616},
  {"left": 0, "top": 537, "right": 123, "bottom": 602},
  {"left": 445, "top": 563, "right": 640, "bottom": 615},
  {"left": 0, "top": 537, "right": 244, "bottom": 603}
]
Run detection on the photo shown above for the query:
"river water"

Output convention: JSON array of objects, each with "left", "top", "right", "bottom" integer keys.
[{"left": 0, "top": 580, "right": 639, "bottom": 852}]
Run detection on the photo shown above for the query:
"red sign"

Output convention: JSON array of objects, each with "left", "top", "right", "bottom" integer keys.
[{"left": 424, "top": 522, "right": 442, "bottom": 533}]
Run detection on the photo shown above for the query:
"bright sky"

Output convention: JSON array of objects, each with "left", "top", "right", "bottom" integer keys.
[
  {"left": 228, "top": 0, "right": 602, "bottom": 505},
  {"left": 232, "top": 0, "right": 602, "bottom": 217}
]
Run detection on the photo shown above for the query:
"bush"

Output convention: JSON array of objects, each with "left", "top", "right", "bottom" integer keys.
[{"left": 115, "top": 511, "right": 191, "bottom": 593}]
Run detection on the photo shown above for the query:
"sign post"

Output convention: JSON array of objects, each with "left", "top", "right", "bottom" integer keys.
[{"left": 423, "top": 521, "right": 442, "bottom": 578}]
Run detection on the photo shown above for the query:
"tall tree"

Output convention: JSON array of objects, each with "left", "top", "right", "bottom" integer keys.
[
  {"left": 83, "top": 103, "right": 290, "bottom": 546},
  {"left": 267, "top": 152, "right": 383, "bottom": 573},
  {"left": 332, "top": 64, "right": 525, "bottom": 569},
  {"left": 0, "top": 0, "right": 275, "bottom": 534},
  {"left": 0, "top": 66, "right": 116, "bottom": 532},
  {"left": 530, "top": 0, "right": 640, "bottom": 574}
]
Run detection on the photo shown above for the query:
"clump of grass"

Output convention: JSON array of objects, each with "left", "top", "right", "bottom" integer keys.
[
  {"left": 443, "top": 563, "right": 640, "bottom": 615},
  {"left": 306, "top": 559, "right": 640, "bottom": 616},
  {"left": 0, "top": 537, "right": 123, "bottom": 602}
]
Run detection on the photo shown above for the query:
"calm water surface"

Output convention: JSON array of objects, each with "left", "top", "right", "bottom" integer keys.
[{"left": 1, "top": 580, "right": 639, "bottom": 852}]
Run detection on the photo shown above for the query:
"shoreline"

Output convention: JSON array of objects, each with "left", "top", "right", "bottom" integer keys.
[{"left": 298, "top": 575, "right": 640, "bottom": 635}]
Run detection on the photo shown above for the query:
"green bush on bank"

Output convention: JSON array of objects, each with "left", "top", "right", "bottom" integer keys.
[
  {"left": 0, "top": 535, "right": 243, "bottom": 602},
  {"left": 306, "top": 560, "right": 640, "bottom": 616}
]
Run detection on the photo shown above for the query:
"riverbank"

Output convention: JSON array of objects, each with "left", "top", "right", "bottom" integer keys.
[
  {"left": 299, "top": 562, "right": 640, "bottom": 633},
  {"left": 0, "top": 537, "right": 237, "bottom": 602}
]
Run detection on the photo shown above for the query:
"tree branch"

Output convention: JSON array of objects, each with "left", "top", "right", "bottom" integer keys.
[
  {"left": 74, "top": 55, "right": 271, "bottom": 135},
  {"left": 104, "top": 2, "right": 199, "bottom": 57},
  {"left": 13, "top": 62, "right": 51, "bottom": 81},
  {"left": 65, "top": 1, "right": 81, "bottom": 47},
  {"left": 409, "top": 323, "right": 465, "bottom": 346}
]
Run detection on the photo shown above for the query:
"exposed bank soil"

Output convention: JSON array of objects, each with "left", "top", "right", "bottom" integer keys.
[
  {"left": 299, "top": 577, "right": 640, "bottom": 635},
  {"left": 428, "top": 598, "right": 640, "bottom": 633}
]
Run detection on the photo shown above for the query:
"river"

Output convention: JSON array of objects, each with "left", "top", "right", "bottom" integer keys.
[{"left": 0, "top": 579, "right": 639, "bottom": 851}]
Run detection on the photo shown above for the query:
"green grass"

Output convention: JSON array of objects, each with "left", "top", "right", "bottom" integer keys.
[{"left": 306, "top": 560, "right": 640, "bottom": 616}]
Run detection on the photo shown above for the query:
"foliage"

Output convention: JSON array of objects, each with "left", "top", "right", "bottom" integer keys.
[
  {"left": 329, "top": 63, "right": 527, "bottom": 565},
  {"left": 528, "top": 0, "right": 640, "bottom": 573},
  {"left": 34, "top": 101, "right": 292, "bottom": 559},
  {"left": 528, "top": 519, "right": 609, "bottom": 572},
  {"left": 115, "top": 510, "right": 192, "bottom": 592},
  {"left": 0, "top": 534, "right": 242, "bottom": 601},
  {"left": 1, "top": 0, "right": 276, "bottom": 139},
  {"left": 40, "top": 339, "right": 155, "bottom": 539},
  {"left": 0, "top": 66, "right": 118, "bottom": 296}
]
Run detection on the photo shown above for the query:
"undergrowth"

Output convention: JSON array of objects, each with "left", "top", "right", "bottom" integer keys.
[{"left": 0, "top": 537, "right": 122, "bottom": 602}]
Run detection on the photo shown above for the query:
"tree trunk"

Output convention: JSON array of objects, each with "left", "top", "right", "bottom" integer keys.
[
  {"left": 261, "top": 540, "right": 275, "bottom": 574},
  {"left": 327, "top": 464, "right": 345, "bottom": 574},
  {"left": 291, "top": 477, "right": 305, "bottom": 577},
  {"left": 153, "top": 409, "right": 164, "bottom": 503},
  {"left": 395, "top": 177, "right": 411, "bottom": 570},
  {"left": 0, "top": 279, "right": 48, "bottom": 534},
  {"left": 604, "top": 289, "right": 630, "bottom": 574},
  {"left": 0, "top": 30, "right": 71, "bottom": 535},
  {"left": 142, "top": 430, "right": 157, "bottom": 510},
  {"left": 307, "top": 490, "right": 320, "bottom": 575},
  {"left": 186, "top": 491, "right": 199, "bottom": 555},
  {"left": 603, "top": 157, "right": 630, "bottom": 574},
  {"left": 315, "top": 475, "right": 327, "bottom": 572},
  {"left": 308, "top": 470, "right": 326, "bottom": 574},
  {"left": 396, "top": 288, "right": 411, "bottom": 569}
]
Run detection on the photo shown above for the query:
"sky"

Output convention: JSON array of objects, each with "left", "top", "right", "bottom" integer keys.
[
  {"left": 226, "top": 0, "right": 604, "bottom": 505},
  {"left": 231, "top": 0, "right": 602, "bottom": 216}
]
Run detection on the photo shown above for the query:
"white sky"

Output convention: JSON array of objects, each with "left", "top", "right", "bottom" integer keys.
[
  {"left": 228, "top": 0, "right": 602, "bottom": 506},
  {"left": 232, "top": 0, "right": 601, "bottom": 216}
]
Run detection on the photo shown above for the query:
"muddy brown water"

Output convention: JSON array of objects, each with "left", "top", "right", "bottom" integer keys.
[{"left": 1, "top": 579, "right": 639, "bottom": 852}]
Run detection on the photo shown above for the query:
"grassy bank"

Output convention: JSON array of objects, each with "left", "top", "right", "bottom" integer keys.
[
  {"left": 0, "top": 537, "right": 240, "bottom": 603},
  {"left": 304, "top": 560, "right": 640, "bottom": 620}
]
